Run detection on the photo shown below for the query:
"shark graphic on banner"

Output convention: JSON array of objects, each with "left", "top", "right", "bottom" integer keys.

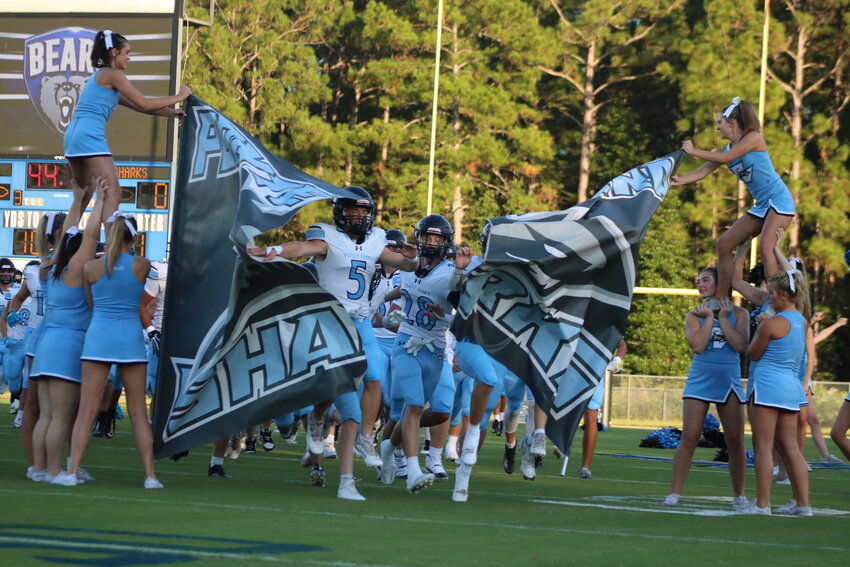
[
  {"left": 152, "top": 97, "right": 366, "bottom": 459},
  {"left": 451, "top": 151, "right": 684, "bottom": 455}
]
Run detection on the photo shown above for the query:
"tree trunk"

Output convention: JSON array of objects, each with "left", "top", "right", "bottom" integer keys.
[
  {"left": 576, "top": 39, "right": 598, "bottom": 203},
  {"left": 376, "top": 105, "right": 391, "bottom": 224},
  {"left": 787, "top": 26, "right": 808, "bottom": 252}
]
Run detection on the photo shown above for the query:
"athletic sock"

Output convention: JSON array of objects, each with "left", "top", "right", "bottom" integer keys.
[
  {"left": 534, "top": 428, "right": 545, "bottom": 436},
  {"left": 447, "top": 435, "right": 458, "bottom": 451},
  {"left": 454, "top": 463, "right": 472, "bottom": 492},
  {"left": 423, "top": 428, "right": 431, "bottom": 442},
  {"left": 406, "top": 457, "right": 422, "bottom": 479},
  {"left": 505, "top": 411, "right": 520, "bottom": 434},
  {"left": 496, "top": 412, "right": 504, "bottom": 422},
  {"left": 210, "top": 456, "right": 224, "bottom": 467},
  {"left": 429, "top": 446, "right": 442, "bottom": 463},
  {"left": 464, "top": 425, "right": 480, "bottom": 446},
  {"left": 505, "top": 439, "right": 516, "bottom": 449}
]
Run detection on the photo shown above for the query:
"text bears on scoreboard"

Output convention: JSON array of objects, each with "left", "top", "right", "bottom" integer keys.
[{"left": 24, "top": 27, "right": 97, "bottom": 136}]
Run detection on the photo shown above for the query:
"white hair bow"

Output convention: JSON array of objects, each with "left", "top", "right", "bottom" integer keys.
[
  {"left": 722, "top": 96, "right": 741, "bottom": 118},
  {"left": 786, "top": 268, "right": 801, "bottom": 293},
  {"left": 44, "top": 212, "right": 56, "bottom": 236},
  {"left": 103, "top": 30, "right": 114, "bottom": 50},
  {"left": 107, "top": 212, "right": 137, "bottom": 237}
]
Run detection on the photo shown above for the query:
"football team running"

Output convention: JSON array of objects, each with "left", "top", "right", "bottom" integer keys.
[{"left": 1, "top": 30, "right": 848, "bottom": 516}]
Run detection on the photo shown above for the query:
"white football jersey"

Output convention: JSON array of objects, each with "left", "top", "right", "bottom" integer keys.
[
  {"left": 306, "top": 223, "right": 387, "bottom": 317},
  {"left": 22, "top": 263, "right": 45, "bottom": 330},
  {"left": 396, "top": 260, "right": 457, "bottom": 350},
  {"left": 143, "top": 261, "right": 168, "bottom": 331},
  {"left": 0, "top": 283, "right": 21, "bottom": 328},
  {"left": 373, "top": 269, "right": 401, "bottom": 340}
]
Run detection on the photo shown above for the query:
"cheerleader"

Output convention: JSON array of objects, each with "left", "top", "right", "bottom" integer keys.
[
  {"left": 30, "top": 181, "right": 104, "bottom": 483},
  {"left": 8, "top": 212, "right": 65, "bottom": 477},
  {"left": 63, "top": 211, "right": 161, "bottom": 488},
  {"left": 664, "top": 269, "right": 749, "bottom": 509},
  {"left": 672, "top": 98, "right": 794, "bottom": 299},
  {"left": 64, "top": 30, "right": 190, "bottom": 220},
  {"left": 744, "top": 270, "right": 811, "bottom": 515}
]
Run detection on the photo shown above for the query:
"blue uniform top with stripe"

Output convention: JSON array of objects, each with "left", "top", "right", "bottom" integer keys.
[
  {"left": 90, "top": 253, "right": 144, "bottom": 319},
  {"left": 724, "top": 144, "right": 794, "bottom": 215},
  {"left": 690, "top": 310, "right": 740, "bottom": 366},
  {"left": 45, "top": 267, "right": 92, "bottom": 331},
  {"left": 63, "top": 69, "right": 120, "bottom": 157}
]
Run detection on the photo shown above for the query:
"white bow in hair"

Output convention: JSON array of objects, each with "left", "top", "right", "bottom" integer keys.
[
  {"left": 107, "top": 212, "right": 137, "bottom": 237},
  {"left": 722, "top": 96, "right": 740, "bottom": 118}
]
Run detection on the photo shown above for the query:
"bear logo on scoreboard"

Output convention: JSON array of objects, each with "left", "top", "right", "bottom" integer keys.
[{"left": 24, "top": 27, "right": 96, "bottom": 136}]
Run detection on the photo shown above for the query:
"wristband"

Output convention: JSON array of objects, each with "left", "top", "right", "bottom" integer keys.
[
  {"left": 454, "top": 268, "right": 465, "bottom": 276},
  {"left": 406, "top": 255, "right": 419, "bottom": 264},
  {"left": 269, "top": 245, "right": 283, "bottom": 255},
  {"left": 145, "top": 325, "right": 156, "bottom": 335}
]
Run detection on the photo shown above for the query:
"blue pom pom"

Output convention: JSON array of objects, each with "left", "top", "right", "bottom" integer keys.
[
  {"left": 845, "top": 249, "right": 850, "bottom": 270},
  {"left": 746, "top": 450, "right": 754, "bottom": 464},
  {"left": 704, "top": 413, "right": 720, "bottom": 432}
]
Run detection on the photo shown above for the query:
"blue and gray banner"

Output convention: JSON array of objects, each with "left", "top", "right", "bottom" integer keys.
[
  {"left": 152, "top": 97, "right": 366, "bottom": 459},
  {"left": 452, "top": 151, "right": 684, "bottom": 455}
]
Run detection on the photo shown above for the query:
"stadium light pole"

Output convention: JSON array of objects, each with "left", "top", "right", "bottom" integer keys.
[{"left": 426, "top": 0, "right": 444, "bottom": 216}]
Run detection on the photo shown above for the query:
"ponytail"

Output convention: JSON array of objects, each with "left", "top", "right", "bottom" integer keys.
[
  {"left": 723, "top": 100, "right": 760, "bottom": 134},
  {"left": 105, "top": 215, "right": 137, "bottom": 277},
  {"left": 35, "top": 212, "right": 66, "bottom": 261}
]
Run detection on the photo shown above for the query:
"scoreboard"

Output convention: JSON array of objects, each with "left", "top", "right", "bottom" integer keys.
[
  {"left": 0, "top": 1, "right": 182, "bottom": 261},
  {"left": 0, "top": 159, "right": 170, "bottom": 259}
]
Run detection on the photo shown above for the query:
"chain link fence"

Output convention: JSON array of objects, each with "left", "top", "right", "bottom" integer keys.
[{"left": 607, "top": 374, "right": 850, "bottom": 429}]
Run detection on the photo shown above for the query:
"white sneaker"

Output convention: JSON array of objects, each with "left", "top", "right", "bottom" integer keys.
[
  {"left": 300, "top": 451, "right": 313, "bottom": 468},
  {"left": 406, "top": 472, "right": 435, "bottom": 494},
  {"left": 26, "top": 466, "right": 35, "bottom": 480},
  {"left": 578, "top": 467, "right": 592, "bottom": 480},
  {"left": 12, "top": 411, "right": 22, "bottom": 428},
  {"left": 9, "top": 399, "right": 20, "bottom": 413},
  {"left": 736, "top": 501, "right": 771, "bottom": 515},
  {"left": 76, "top": 467, "right": 95, "bottom": 483},
  {"left": 322, "top": 448, "right": 337, "bottom": 459},
  {"left": 31, "top": 470, "right": 55, "bottom": 483},
  {"left": 338, "top": 478, "right": 365, "bottom": 501},
  {"left": 775, "top": 499, "right": 798, "bottom": 514},
  {"left": 662, "top": 493, "right": 680, "bottom": 506},
  {"left": 773, "top": 474, "right": 791, "bottom": 485},
  {"left": 791, "top": 505, "right": 813, "bottom": 516},
  {"left": 144, "top": 477, "right": 164, "bottom": 489},
  {"left": 425, "top": 454, "right": 448, "bottom": 481},
  {"left": 50, "top": 471, "right": 79, "bottom": 486},
  {"left": 519, "top": 438, "right": 536, "bottom": 480},
  {"left": 732, "top": 495, "right": 750, "bottom": 511},
  {"left": 452, "top": 489, "right": 468, "bottom": 503},
  {"left": 530, "top": 432, "right": 546, "bottom": 457},
  {"left": 306, "top": 412, "right": 325, "bottom": 455},
  {"left": 445, "top": 443, "right": 459, "bottom": 462},
  {"left": 356, "top": 435, "right": 382, "bottom": 468},
  {"left": 394, "top": 451, "right": 408, "bottom": 479},
  {"left": 379, "top": 440, "right": 396, "bottom": 485},
  {"left": 805, "top": 462, "right": 812, "bottom": 471},
  {"left": 820, "top": 454, "right": 843, "bottom": 465}
]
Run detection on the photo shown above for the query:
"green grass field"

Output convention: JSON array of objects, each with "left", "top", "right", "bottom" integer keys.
[{"left": 3, "top": 400, "right": 849, "bottom": 567}]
